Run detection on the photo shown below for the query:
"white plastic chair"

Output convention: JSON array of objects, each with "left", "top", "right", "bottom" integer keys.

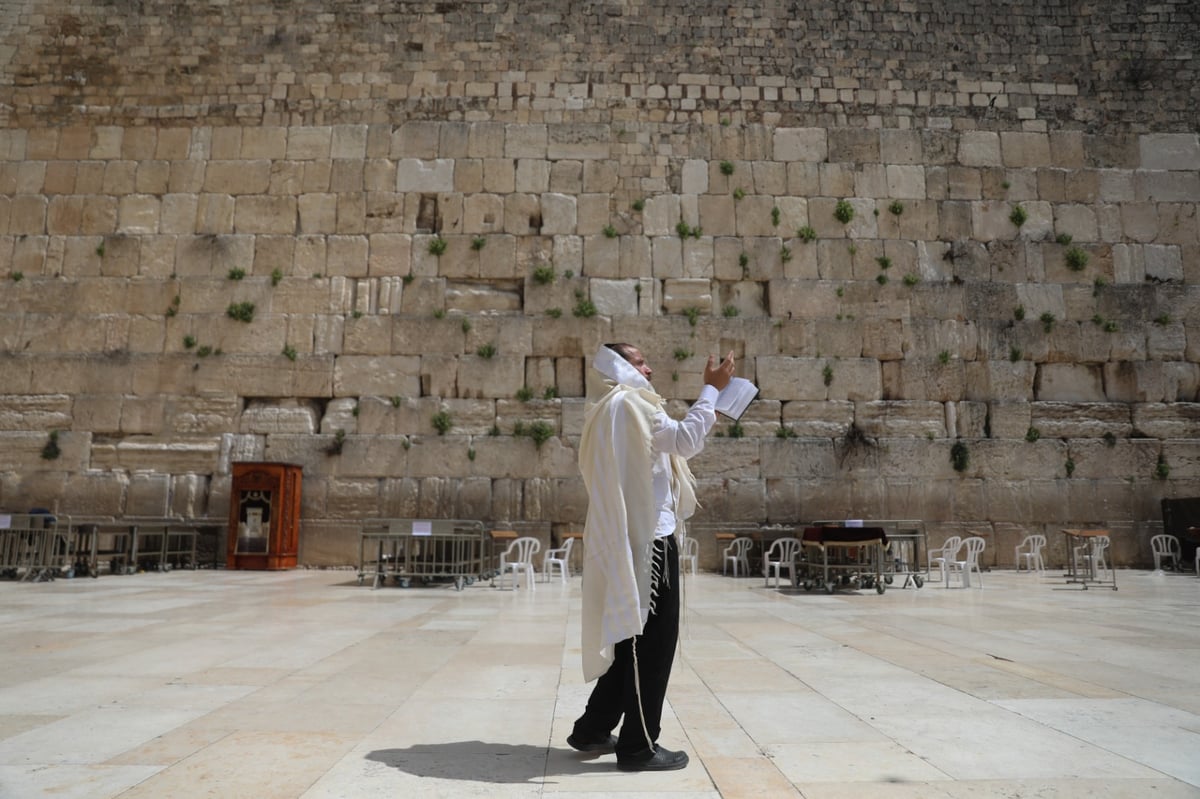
[
  {"left": 763, "top": 537, "right": 802, "bottom": 588},
  {"left": 498, "top": 536, "right": 540, "bottom": 590},
  {"left": 1014, "top": 534, "right": 1046, "bottom": 574},
  {"left": 722, "top": 537, "right": 752, "bottom": 577},
  {"left": 928, "top": 535, "right": 962, "bottom": 583},
  {"left": 1074, "top": 535, "right": 1109, "bottom": 580},
  {"left": 542, "top": 537, "right": 574, "bottom": 584},
  {"left": 680, "top": 535, "right": 699, "bottom": 576},
  {"left": 1150, "top": 534, "right": 1181, "bottom": 572},
  {"left": 948, "top": 536, "right": 986, "bottom": 588}
]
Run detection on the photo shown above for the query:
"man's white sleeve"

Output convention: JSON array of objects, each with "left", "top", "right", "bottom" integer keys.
[{"left": 650, "top": 384, "right": 718, "bottom": 459}]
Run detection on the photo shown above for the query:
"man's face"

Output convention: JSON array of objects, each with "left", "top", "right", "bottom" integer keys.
[{"left": 622, "top": 347, "right": 653, "bottom": 381}]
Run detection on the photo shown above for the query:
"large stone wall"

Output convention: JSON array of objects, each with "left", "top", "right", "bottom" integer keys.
[{"left": 1, "top": 1, "right": 1198, "bottom": 568}]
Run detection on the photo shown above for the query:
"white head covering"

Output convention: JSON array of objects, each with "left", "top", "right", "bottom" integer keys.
[{"left": 593, "top": 344, "right": 651, "bottom": 390}]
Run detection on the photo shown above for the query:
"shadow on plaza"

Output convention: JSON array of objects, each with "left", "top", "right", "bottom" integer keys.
[{"left": 367, "top": 742, "right": 614, "bottom": 783}]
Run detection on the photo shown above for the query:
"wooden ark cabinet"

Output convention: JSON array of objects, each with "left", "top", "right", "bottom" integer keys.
[{"left": 227, "top": 462, "right": 302, "bottom": 570}]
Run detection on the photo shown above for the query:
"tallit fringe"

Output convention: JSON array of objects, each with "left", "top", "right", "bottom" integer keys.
[
  {"left": 646, "top": 538, "right": 664, "bottom": 615},
  {"left": 630, "top": 637, "right": 656, "bottom": 752}
]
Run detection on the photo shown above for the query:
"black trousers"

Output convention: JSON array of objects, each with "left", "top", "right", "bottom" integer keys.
[{"left": 573, "top": 535, "right": 681, "bottom": 757}]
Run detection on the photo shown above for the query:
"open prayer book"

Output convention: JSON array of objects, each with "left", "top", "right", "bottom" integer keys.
[{"left": 714, "top": 377, "right": 759, "bottom": 421}]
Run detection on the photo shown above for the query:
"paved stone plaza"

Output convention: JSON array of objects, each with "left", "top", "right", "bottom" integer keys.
[{"left": 1, "top": 565, "right": 1198, "bottom": 798}]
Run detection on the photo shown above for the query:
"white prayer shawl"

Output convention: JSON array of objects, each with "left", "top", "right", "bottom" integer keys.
[{"left": 578, "top": 381, "right": 698, "bottom": 682}]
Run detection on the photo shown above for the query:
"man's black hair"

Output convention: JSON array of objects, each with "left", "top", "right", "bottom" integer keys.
[{"left": 604, "top": 342, "right": 635, "bottom": 364}]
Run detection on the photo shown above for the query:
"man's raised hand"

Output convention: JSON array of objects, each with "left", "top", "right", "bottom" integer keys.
[{"left": 703, "top": 351, "right": 736, "bottom": 391}]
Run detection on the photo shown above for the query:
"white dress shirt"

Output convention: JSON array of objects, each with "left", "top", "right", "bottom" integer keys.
[{"left": 650, "top": 384, "right": 718, "bottom": 537}]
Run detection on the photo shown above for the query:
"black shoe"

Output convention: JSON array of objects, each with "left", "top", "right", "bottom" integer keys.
[
  {"left": 567, "top": 731, "right": 617, "bottom": 753},
  {"left": 617, "top": 746, "right": 689, "bottom": 771}
]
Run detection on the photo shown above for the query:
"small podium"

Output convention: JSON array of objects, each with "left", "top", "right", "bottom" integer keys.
[{"left": 227, "top": 462, "right": 302, "bottom": 570}]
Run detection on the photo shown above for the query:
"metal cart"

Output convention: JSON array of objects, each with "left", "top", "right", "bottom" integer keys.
[
  {"left": 798, "top": 525, "right": 889, "bottom": 594},
  {"left": 358, "top": 518, "right": 489, "bottom": 590},
  {"left": 812, "top": 519, "right": 927, "bottom": 589}
]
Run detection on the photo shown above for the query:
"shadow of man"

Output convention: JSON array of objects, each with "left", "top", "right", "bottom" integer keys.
[{"left": 366, "top": 741, "right": 614, "bottom": 785}]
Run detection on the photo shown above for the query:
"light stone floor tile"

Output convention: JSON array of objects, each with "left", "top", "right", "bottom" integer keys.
[{"left": 0, "top": 568, "right": 1198, "bottom": 797}]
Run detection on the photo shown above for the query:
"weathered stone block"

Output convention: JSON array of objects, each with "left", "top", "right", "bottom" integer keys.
[
  {"left": 773, "top": 128, "right": 827, "bottom": 162},
  {"left": 1139, "top": 133, "right": 1200, "bottom": 171},
  {"left": 855, "top": 400, "right": 946, "bottom": 438}
]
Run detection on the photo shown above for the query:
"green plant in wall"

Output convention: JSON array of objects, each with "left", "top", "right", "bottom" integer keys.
[
  {"left": 950, "top": 440, "right": 970, "bottom": 472},
  {"left": 1064, "top": 458, "right": 1076, "bottom": 477},
  {"left": 1064, "top": 246, "right": 1089, "bottom": 271},
  {"left": 876, "top": 273, "right": 888, "bottom": 285},
  {"left": 1055, "top": 232, "right": 1073, "bottom": 245},
  {"left": 546, "top": 307, "right": 562, "bottom": 318},
  {"left": 938, "top": 350, "right": 951, "bottom": 364},
  {"left": 1025, "top": 426, "right": 1041, "bottom": 443},
  {"left": 888, "top": 200, "right": 904, "bottom": 216},
  {"left": 676, "top": 221, "right": 702, "bottom": 239},
  {"left": 325, "top": 429, "right": 346, "bottom": 456},
  {"left": 226, "top": 302, "right": 255, "bottom": 323},
  {"left": 797, "top": 226, "right": 817, "bottom": 243},
  {"left": 1014, "top": 305, "right": 1026, "bottom": 321},
  {"left": 780, "top": 246, "right": 792, "bottom": 263},
  {"left": 428, "top": 236, "right": 448, "bottom": 256},
  {"left": 673, "top": 348, "right": 691, "bottom": 361},
  {"left": 683, "top": 306, "right": 701, "bottom": 326},
  {"left": 467, "top": 447, "right": 476, "bottom": 461},
  {"left": 631, "top": 198, "right": 645, "bottom": 212},
  {"left": 196, "top": 345, "right": 213, "bottom": 357},
  {"left": 516, "top": 386, "right": 534, "bottom": 402},
  {"left": 1154, "top": 313, "right": 1172, "bottom": 325},
  {"left": 390, "top": 396, "right": 403, "bottom": 408},
  {"left": 603, "top": 225, "right": 617, "bottom": 238},
  {"left": 1103, "top": 431, "right": 1117, "bottom": 447},
  {"left": 776, "top": 425, "right": 797, "bottom": 439},
  {"left": 732, "top": 187, "right": 745, "bottom": 201},
  {"left": 95, "top": 242, "right": 105, "bottom": 258},
  {"left": 227, "top": 267, "right": 246, "bottom": 281},
  {"left": 723, "top": 305, "right": 739, "bottom": 317},
  {"left": 822, "top": 362, "right": 834, "bottom": 387},
  {"left": 833, "top": 199, "right": 855, "bottom": 224},
  {"left": 282, "top": 344, "right": 297, "bottom": 361},
  {"left": 719, "top": 160, "right": 735, "bottom": 176},
  {"left": 903, "top": 273, "right": 920, "bottom": 286},
  {"left": 461, "top": 318, "right": 472, "bottom": 334},
  {"left": 183, "top": 335, "right": 196, "bottom": 349},
  {"left": 476, "top": 343, "right": 497, "bottom": 359},
  {"left": 543, "top": 386, "right": 558, "bottom": 400},
  {"left": 403, "top": 273, "right": 415, "bottom": 285},
  {"left": 271, "top": 268, "right": 283, "bottom": 286},
  {"left": 165, "top": 295, "right": 180, "bottom": 317},
  {"left": 573, "top": 290, "right": 597, "bottom": 318},
  {"left": 431, "top": 410, "right": 453, "bottom": 436},
  {"left": 739, "top": 252, "right": 750, "bottom": 271},
  {"left": 1009, "top": 346, "right": 1023, "bottom": 362},
  {"left": 527, "top": 421, "right": 555, "bottom": 448},
  {"left": 771, "top": 206, "right": 781, "bottom": 227},
  {"left": 433, "top": 309, "right": 445, "bottom": 319},
  {"left": 532, "top": 264, "right": 555, "bottom": 285},
  {"left": 1009, "top": 204, "right": 1028, "bottom": 227},
  {"left": 471, "top": 236, "right": 487, "bottom": 251},
  {"left": 40, "top": 431, "right": 61, "bottom": 461},
  {"left": 1040, "top": 312, "right": 1056, "bottom": 333},
  {"left": 7, "top": 270, "right": 24, "bottom": 282},
  {"left": 1155, "top": 453, "right": 1170, "bottom": 480},
  {"left": 727, "top": 421, "right": 745, "bottom": 439},
  {"left": 876, "top": 255, "right": 892, "bottom": 270}
]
